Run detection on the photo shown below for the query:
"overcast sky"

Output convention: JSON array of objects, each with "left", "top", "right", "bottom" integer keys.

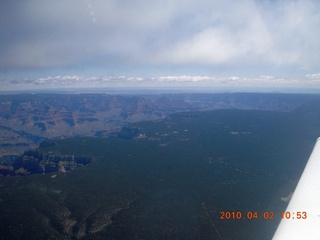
[{"left": 1, "top": 0, "right": 320, "bottom": 92}]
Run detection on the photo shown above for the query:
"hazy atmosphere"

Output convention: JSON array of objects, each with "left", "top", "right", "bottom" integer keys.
[{"left": 1, "top": 0, "right": 320, "bottom": 92}]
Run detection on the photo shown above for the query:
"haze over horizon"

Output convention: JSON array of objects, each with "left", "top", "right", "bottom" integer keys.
[{"left": 1, "top": 0, "right": 320, "bottom": 92}]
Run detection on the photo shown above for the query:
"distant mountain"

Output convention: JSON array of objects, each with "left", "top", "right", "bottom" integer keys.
[{"left": 0, "top": 93, "right": 318, "bottom": 155}]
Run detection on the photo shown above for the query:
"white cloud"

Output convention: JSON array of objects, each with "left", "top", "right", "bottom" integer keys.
[
  {"left": 158, "top": 28, "right": 240, "bottom": 65},
  {"left": 32, "top": 76, "right": 83, "bottom": 85},
  {"left": 155, "top": 76, "right": 212, "bottom": 82},
  {"left": 157, "top": 0, "right": 277, "bottom": 65},
  {"left": 156, "top": 0, "right": 320, "bottom": 69},
  {"left": 2, "top": 73, "right": 319, "bottom": 93},
  {"left": 305, "top": 73, "right": 320, "bottom": 80},
  {"left": 259, "top": 75, "right": 274, "bottom": 80}
]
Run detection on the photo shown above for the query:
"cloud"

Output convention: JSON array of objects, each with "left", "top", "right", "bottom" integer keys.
[
  {"left": 157, "top": 0, "right": 275, "bottom": 65},
  {"left": 305, "top": 73, "right": 320, "bottom": 80},
  {"left": 158, "top": 0, "right": 320, "bottom": 68},
  {"left": 10, "top": 75, "right": 84, "bottom": 85},
  {"left": 8, "top": 74, "right": 318, "bottom": 91},
  {"left": 0, "top": 0, "right": 320, "bottom": 78},
  {"left": 154, "top": 76, "right": 212, "bottom": 82},
  {"left": 0, "top": 72, "right": 317, "bottom": 93}
]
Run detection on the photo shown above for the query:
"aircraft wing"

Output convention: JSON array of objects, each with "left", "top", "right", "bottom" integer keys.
[{"left": 273, "top": 137, "right": 320, "bottom": 239}]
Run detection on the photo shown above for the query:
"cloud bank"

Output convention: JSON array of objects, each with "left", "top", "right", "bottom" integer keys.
[
  {"left": 1, "top": 0, "right": 320, "bottom": 71},
  {"left": 4, "top": 73, "right": 319, "bottom": 93}
]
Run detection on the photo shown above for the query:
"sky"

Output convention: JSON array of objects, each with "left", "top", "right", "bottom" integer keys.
[{"left": 1, "top": 0, "right": 320, "bottom": 92}]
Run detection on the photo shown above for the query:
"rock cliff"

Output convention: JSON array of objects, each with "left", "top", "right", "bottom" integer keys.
[{"left": 0, "top": 149, "right": 94, "bottom": 177}]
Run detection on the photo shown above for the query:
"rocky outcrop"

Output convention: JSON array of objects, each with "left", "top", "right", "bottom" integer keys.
[{"left": 0, "top": 150, "right": 94, "bottom": 177}]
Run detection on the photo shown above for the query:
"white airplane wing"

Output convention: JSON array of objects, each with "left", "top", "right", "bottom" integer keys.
[{"left": 273, "top": 137, "right": 320, "bottom": 239}]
